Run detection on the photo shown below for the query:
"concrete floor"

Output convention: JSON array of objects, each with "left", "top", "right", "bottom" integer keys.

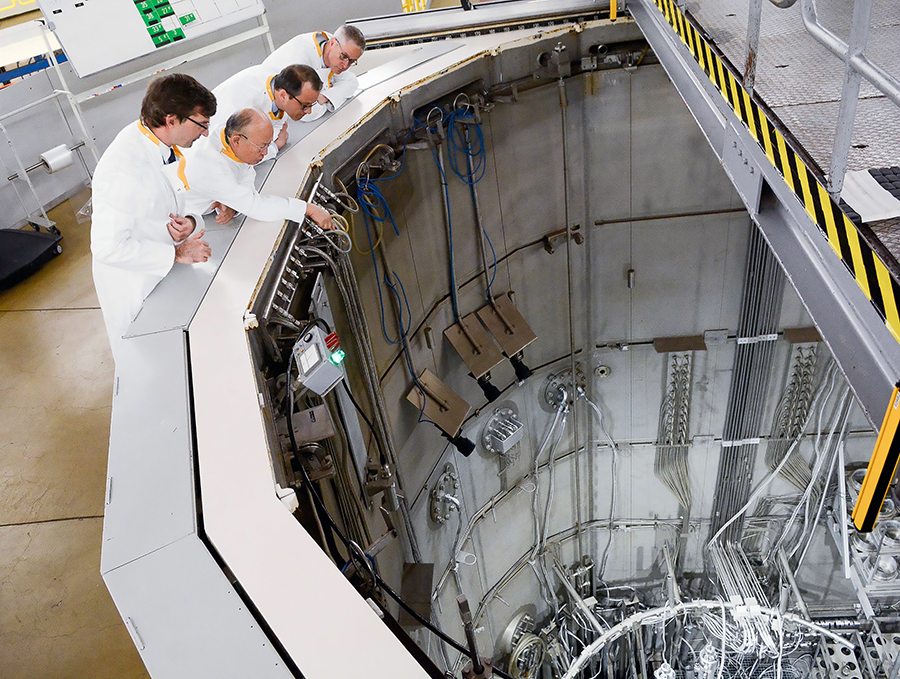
[{"left": 0, "top": 189, "right": 149, "bottom": 678}]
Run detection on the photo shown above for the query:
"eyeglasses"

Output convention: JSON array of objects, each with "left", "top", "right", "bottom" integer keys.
[
  {"left": 288, "top": 92, "right": 315, "bottom": 113},
  {"left": 334, "top": 38, "right": 359, "bottom": 67},
  {"left": 237, "top": 133, "right": 271, "bottom": 153},
  {"left": 186, "top": 116, "right": 209, "bottom": 131}
]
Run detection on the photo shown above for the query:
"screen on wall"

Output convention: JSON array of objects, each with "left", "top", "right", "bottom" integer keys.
[{"left": 36, "top": 0, "right": 265, "bottom": 77}]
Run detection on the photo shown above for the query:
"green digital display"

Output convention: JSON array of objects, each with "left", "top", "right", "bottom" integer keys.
[{"left": 133, "top": 0, "right": 189, "bottom": 47}]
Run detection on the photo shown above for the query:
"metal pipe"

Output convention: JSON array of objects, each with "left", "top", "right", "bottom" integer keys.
[
  {"left": 304, "top": 245, "right": 422, "bottom": 562},
  {"left": 557, "top": 53, "right": 584, "bottom": 561},
  {"left": 463, "top": 125, "right": 496, "bottom": 305},
  {"left": 800, "top": 0, "right": 900, "bottom": 107},
  {"left": 826, "top": 0, "right": 873, "bottom": 197},
  {"left": 777, "top": 548, "right": 811, "bottom": 620},
  {"left": 6, "top": 141, "right": 85, "bottom": 181},
  {"left": 553, "top": 561, "right": 606, "bottom": 634},
  {"left": 0, "top": 120, "right": 53, "bottom": 227},
  {"left": 39, "top": 25, "right": 101, "bottom": 168},
  {"left": 434, "top": 138, "right": 462, "bottom": 322},
  {"left": 457, "top": 595, "right": 484, "bottom": 675}
]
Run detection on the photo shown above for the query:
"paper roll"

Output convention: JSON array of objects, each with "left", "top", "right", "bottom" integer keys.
[{"left": 40, "top": 144, "right": 74, "bottom": 173}]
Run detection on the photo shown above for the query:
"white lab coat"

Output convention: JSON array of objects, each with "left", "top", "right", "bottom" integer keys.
[
  {"left": 211, "top": 65, "right": 286, "bottom": 162},
  {"left": 183, "top": 127, "right": 309, "bottom": 222},
  {"left": 260, "top": 30, "right": 359, "bottom": 122},
  {"left": 91, "top": 121, "right": 201, "bottom": 359}
]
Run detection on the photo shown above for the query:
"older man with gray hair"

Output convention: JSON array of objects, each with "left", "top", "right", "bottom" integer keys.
[
  {"left": 261, "top": 24, "right": 365, "bottom": 121},
  {"left": 183, "top": 107, "right": 333, "bottom": 229}
]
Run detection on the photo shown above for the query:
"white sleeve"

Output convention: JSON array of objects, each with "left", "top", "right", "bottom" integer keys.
[
  {"left": 303, "top": 71, "right": 359, "bottom": 122},
  {"left": 324, "top": 71, "right": 358, "bottom": 110},
  {"left": 91, "top": 168, "right": 174, "bottom": 276},
  {"left": 189, "top": 158, "right": 308, "bottom": 223}
]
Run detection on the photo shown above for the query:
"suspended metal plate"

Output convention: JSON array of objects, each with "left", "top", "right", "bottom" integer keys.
[
  {"left": 405, "top": 369, "right": 471, "bottom": 436},
  {"left": 476, "top": 293, "right": 537, "bottom": 357},
  {"left": 444, "top": 312, "right": 504, "bottom": 379}
]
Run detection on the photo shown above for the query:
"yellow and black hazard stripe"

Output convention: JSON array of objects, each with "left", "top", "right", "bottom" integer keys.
[{"left": 650, "top": 0, "right": 900, "bottom": 344}]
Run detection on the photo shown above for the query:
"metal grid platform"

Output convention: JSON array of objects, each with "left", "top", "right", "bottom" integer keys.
[{"left": 683, "top": 0, "right": 900, "bottom": 259}]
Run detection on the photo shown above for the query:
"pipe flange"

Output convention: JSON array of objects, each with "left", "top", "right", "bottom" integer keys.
[
  {"left": 430, "top": 463, "right": 459, "bottom": 524},
  {"left": 541, "top": 367, "right": 585, "bottom": 411}
]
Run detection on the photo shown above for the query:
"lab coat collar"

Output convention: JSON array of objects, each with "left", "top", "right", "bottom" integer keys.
[
  {"left": 265, "top": 75, "right": 285, "bottom": 120},
  {"left": 137, "top": 120, "right": 190, "bottom": 191},
  {"left": 137, "top": 120, "right": 177, "bottom": 164},
  {"left": 314, "top": 31, "right": 330, "bottom": 60},
  {"left": 219, "top": 128, "right": 243, "bottom": 164}
]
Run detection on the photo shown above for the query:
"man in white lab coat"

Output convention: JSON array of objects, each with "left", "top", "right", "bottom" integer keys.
[
  {"left": 210, "top": 64, "right": 322, "bottom": 162},
  {"left": 261, "top": 25, "right": 365, "bottom": 122},
  {"left": 183, "top": 107, "right": 333, "bottom": 229},
  {"left": 91, "top": 73, "right": 216, "bottom": 360}
]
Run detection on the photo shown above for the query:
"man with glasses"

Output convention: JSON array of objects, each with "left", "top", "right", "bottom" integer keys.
[
  {"left": 182, "top": 108, "right": 333, "bottom": 229},
  {"left": 91, "top": 73, "right": 216, "bottom": 360},
  {"left": 261, "top": 25, "right": 365, "bottom": 122},
  {"left": 209, "top": 64, "right": 323, "bottom": 162}
]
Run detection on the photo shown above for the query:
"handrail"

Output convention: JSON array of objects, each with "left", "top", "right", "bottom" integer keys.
[{"left": 744, "top": 0, "right": 900, "bottom": 197}]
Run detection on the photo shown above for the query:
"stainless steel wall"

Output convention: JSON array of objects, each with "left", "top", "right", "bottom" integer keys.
[{"left": 342, "top": 57, "right": 877, "bottom": 658}]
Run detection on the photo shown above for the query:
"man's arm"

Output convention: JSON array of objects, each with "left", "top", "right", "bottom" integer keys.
[{"left": 188, "top": 157, "right": 308, "bottom": 223}]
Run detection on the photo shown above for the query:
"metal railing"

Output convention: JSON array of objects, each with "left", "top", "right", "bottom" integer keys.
[{"left": 743, "top": 0, "right": 900, "bottom": 198}]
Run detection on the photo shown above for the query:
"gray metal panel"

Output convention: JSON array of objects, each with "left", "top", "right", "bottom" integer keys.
[
  {"left": 100, "top": 329, "right": 196, "bottom": 574},
  {"left": 125, "top": 217, "right": 239, "bottom": 338},
  {"left": 356, "top": 42, "right": 464, "bottom": 91},
  {"left": 631, "top": 0, "right": 900, "bottom": 423},
  {"left": 103, "top": 534, "right": 292, "bottom": 679}
]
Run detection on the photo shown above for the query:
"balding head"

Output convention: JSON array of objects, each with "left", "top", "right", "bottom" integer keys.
[{"left": 224, "top": 108, "right": 274, "bottom": 165}]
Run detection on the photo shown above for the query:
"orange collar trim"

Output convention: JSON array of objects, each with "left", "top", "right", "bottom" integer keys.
[
  {"left": 219, "top": 128, "right": 243, "bottom": 164},
  {"left": 314, "top": 31, "right": 329, "bottom": 58},
  {"left": 265, "top": 75, "right": 284, "bottom": 120},
  {"left": 137, "top": 120, "right": 190, "bottom": 191},
  {"left": 137, "top": 119, "right": 162, "bottom": 146}
]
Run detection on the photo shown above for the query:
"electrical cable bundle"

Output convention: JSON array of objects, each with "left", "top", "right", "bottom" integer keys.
[{"left": 284, "top": 350, "right": 514, "bottom": 678}]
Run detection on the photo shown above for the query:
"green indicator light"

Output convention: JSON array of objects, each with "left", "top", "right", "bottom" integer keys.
[
  {"left": 179, "top": 13, "right": 196, "bottom": 25},
  {"left": 148, "top": 23, "right": 164, "bottom": 34},
  {"left": 157, "top": 5, "right": 174, "bottom": 17},
  {"left": 330, "top": 349, "right": 346, "bottom": 365}
]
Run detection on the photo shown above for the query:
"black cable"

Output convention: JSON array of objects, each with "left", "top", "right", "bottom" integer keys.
[
  {"left": 286, "top": 371, "right": 513, "bottom": 678},
  {"left": 341, "top": 380, "right": 388, "bottom": 465}
]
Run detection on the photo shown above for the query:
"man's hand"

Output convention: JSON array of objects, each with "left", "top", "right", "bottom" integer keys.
[
  {"left": 167, "top": 214, "right": 196, "bottom": 243},
  {"left": 174, "top": 229, "right": 211, "bottom": 264},
  {"left": 211, "top": 202, "right": 236, "bottom": 224},
  {"left": 274, "top": 124, "right": 289, "bottom": 150},
  {"left": 306, "top": 202, "right": 335, "bottom": 231},
  {"left": 317, "top": 93, "right": 329, "bottom": 106}
]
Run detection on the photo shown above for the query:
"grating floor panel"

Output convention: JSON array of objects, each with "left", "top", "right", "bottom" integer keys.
[{"left": 682, "top": 0, "right": 900, "bottom": 259}]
